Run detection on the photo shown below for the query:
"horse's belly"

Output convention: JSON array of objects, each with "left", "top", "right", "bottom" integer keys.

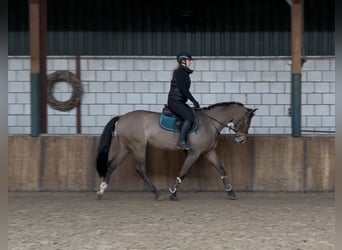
[{"left": 148, "top": 131, "right": 179, "bottom": 150}]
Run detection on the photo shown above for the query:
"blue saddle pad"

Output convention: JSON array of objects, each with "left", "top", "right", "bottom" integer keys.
[{"left": 159, "top": 114, "right": 199, "bottom": 133}]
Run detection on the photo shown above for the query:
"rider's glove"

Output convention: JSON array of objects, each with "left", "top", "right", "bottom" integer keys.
[{"left": 193, "top": 100, "right": 200, "bottom": 110}]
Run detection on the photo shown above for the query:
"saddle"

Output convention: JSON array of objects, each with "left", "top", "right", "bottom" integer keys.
[{"left": 159, "top": 105, "right": 199, "bottom": 133}]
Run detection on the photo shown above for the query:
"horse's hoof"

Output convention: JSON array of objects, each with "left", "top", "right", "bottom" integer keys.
[
  {"left": 169, "top": 194, "right": 178, "bottom": 201},
  {"left": 96, "top": 192, "right": 103, "bottom": 200},
  {"left": 227, "top": 190, "right": 236, "bottom": 200}
]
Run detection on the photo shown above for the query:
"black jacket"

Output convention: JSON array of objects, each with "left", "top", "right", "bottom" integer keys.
[{"left": 168, "top": 65, "right": 197, "bottom": 104}]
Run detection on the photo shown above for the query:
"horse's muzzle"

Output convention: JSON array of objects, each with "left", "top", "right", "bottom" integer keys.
[{"left": 235, "top": 133, "right": 247, "bottom": 144}]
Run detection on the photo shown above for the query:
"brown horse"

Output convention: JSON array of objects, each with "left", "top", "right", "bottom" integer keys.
[{"left": 96, "top": 102, "right": 257, "bottom": 200}]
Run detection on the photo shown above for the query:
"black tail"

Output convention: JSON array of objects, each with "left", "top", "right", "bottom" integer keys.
[{"left": 96, "top": 116, "right": 120, "bottom": 177}]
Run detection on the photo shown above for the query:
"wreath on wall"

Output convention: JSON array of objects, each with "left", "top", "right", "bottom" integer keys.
[{"left": 47, "top": 70, "right": 82, "bottom": 112}]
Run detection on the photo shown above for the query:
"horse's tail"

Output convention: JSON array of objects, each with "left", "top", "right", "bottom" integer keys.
[{"left": 96, "top": 116, "right": 120, "bottom": 178}]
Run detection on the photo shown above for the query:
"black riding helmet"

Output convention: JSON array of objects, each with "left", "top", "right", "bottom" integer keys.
[{"left": 176, "top": 52, "right": 192, "bottom": 63}]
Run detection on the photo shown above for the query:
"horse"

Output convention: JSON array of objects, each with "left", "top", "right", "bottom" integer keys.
[{"left": 96, "top": 102, "right": 257, "bottom": 201}]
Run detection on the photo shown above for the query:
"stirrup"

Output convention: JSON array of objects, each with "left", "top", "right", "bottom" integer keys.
[{"left": 178, "top": 141, "right": 191, "bottom": 150}]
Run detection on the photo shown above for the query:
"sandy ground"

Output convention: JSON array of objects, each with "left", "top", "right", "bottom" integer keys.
[{"left": 8, "top": 192, "right": 334, "bottom": 250}]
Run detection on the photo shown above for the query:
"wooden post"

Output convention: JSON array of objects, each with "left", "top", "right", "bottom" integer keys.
[
  {"left": 76, "top": 56, "right": 82, "bottom": 134},
  {"left": 291, "top": 0, "right": 303, "bottom": 137},
  {"left": 39, "top": 0, "right": 47, "bottom": 133},
  {"left": 29, "top": 0, "right": 41, "bottom": 136},
  {"left": 29, "top": 0, "right": 47, "bottom": 136}
]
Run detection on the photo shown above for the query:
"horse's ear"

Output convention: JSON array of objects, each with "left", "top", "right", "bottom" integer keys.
[{"left": 247, "top": 108, "right": 257, "bottom": 116}]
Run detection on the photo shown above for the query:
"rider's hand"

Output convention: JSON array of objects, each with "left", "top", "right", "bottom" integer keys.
[{"left": 193, "top": 101, "right": 200, "bottom": 110}]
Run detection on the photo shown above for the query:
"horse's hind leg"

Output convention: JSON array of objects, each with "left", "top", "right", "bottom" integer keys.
[
  {"left": 133, "top": 148, "right": 162, "bottom": 200},
  {"left": 204, "top": 150, "right": 236, "bottom": 200},
  {"left": 97, "top": 144, "right": 130, "bottom": 199}
]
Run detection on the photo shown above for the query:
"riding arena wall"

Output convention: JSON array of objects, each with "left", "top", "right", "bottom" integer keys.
[
  {"left": 8, "top": 135, "right": 334, "bottom": 192},
  {"left": 8, "top": 55, "right": 335, "bottom": 192}
]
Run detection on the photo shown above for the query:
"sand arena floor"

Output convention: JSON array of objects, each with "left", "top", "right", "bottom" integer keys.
[{"left": 8, "top": 192, "right": 334, "bottom": 250}]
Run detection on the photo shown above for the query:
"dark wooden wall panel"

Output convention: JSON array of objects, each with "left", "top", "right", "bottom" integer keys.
[
  {"left": 305, "top": 137, "right": 335, "bottom": 191},
  {"left": 9, "top": 0, "right": 334, "bottom": 56},
  {"left": 41, "top": 136, "right": 96, "bottom": 191},
  {"left": 8, "top": 137, "right": 41, "bottom": 191},
  {"left": 253, "top": 137, "right": 305, "bottom": 191},
  {"left": 8, "top": 135, "right": 335, "bottom": 192}
]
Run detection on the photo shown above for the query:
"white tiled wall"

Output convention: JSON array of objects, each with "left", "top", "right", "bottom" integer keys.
[{"left": 8, "top": 56, "right": 335, "bottom": 135}]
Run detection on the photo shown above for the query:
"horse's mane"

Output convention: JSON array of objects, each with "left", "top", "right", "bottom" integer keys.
[{"left": 202, "top": 102, "right": 244, "bottom": 110}]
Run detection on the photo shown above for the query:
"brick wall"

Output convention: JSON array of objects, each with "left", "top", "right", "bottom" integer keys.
[{"left": 8, "top": 56, "right": 335, "bottom": 135}]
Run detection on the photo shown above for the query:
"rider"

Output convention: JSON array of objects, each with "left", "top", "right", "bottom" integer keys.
[{"left": 167, "top": 52, "right": 200, "bottom": 150}]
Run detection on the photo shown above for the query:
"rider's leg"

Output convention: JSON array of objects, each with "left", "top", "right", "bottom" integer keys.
[
  {"left": 167, "top": 101, "right": 195, "bottom": 150},
  {"left": 178, "top": 120, "right": 191, "bottom": 150}
]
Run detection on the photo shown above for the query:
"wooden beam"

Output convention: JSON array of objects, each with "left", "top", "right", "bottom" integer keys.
[
  {"left": 291, "top": 0, "right": 303, "bottom": 74},
  {"left": 76, "top": 56, "right": 82, "bottom": 134},
  {"left": 29, "top": 0, "right": 47, "bottom": 135},
  {"left": 29, "top": 0, "right": 40, "bottom": 74},
  {"left": 39, "top": 0, "right": 47, "bottom": 133},
  {"left": 290, "top": 0, "right": 303, "bottom": 137},
  {"left": 29, "top": 0, "right": 41, "bottom": 136}
]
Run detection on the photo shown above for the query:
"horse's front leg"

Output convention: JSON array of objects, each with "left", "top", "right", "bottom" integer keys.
[
  {"left": 221, "top": 176, "right": 236, "bottom": 200},
  {"left": 169, "top": 177, "right": 182, "bottom": 201},
  {"left": 204, "top": 149, "right": 236, "bottom": 200},
  {"left": 169, "top": 151, "right": 201, "bottom": 201}
]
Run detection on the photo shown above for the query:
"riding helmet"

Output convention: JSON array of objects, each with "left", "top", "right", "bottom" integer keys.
[{"left": 176, "top": 52, "right": 192, "bottom": 63}]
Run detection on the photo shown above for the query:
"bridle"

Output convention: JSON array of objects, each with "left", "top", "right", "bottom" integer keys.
[{"left": 201, "top": 111, "right": 245, "bottom": 134}]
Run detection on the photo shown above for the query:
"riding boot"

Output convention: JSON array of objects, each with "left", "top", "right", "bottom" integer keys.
[{"left": 178, "top": 120, "right": 191, "bottom": 150}]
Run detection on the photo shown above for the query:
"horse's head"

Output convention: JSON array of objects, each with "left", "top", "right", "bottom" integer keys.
[{"left": 231, "top": 108, "right": 257, "bottom": 144}]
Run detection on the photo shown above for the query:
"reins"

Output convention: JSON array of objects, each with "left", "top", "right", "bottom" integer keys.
[{"left": 200, "top": 111, "right": 238, "bottom": 133}]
